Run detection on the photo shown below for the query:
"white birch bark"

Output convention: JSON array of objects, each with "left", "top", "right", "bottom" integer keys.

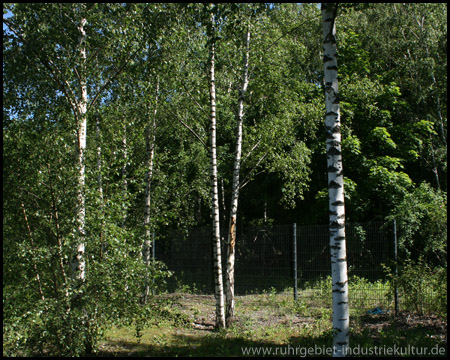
[
  {"left": 143, "top": 79, "right": 159, "bottom": 303},
  {"left": 209, "top": 11, "right": 226, "bottom": 329},
  {"left": 73, "top": 16, "right": 87, "bottom": 283},
  {"left": 121, "top": 122, "right": 128, "bottom": 229},
  {"left": 96, "top": 114, "right": 106, "bottom": 258},
  {"left": 322, "top": 3, "right": 349, "bottom": 357},
  {"left": 225, "top": 26, "right": 250, "bottom": 327}
]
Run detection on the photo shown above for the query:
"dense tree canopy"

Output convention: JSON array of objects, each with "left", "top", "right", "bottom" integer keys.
[{"left": 3, "top": 3, "right": 447, "bottom": 355}]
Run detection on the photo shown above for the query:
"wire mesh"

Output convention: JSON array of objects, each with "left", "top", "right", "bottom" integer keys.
[{"left": 155, "top": 222, "right": 395, "bottom": 310}]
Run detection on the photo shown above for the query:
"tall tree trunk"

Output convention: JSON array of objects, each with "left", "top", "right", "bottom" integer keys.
[
  {"left": 73, "top": 15, "right": 87, "bottom": 283},
  {"left": 225, "top": 25, "right": 250, "bottom": 327},
  {"left": 322, "top": 3, "right": 349, "bottom": 357},
  {"left": 143, "top": 78, "right": 159, "bottom": 304},
  {"left": 209, "top": 10, "right": 226, "bottom": 329}
]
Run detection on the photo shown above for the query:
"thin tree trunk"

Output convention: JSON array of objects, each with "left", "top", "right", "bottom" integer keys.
[
  {"left": 95, "top": 113, "right": 106, "bottom": 258},
  {"left": 122, "top": 121, "right": 128, "bottom": 228},
  {"left": 225, "top": 25, "right": 250, "bottom": 327},
  {"left": 121, "top": 120, "right": 130, "bottom": 294},
  {"left": 47, "top": 163, "right": 70, "bottom": 311},
  {"left": 143, "top": 78, "right": 159, "bottom": 304},
  {"left": 73, "top": 15, "right": 87, "bottom": 283},
  {"left": 429, "top": 136, "right": 441, "bottom": 190},
  {"left": 20, "top": 201, "right": 45, "bottom": 302},
  {"left": 322, "top": 3, "right": 349, "bottom": 357},
  {"left": 209, "top": 10, "right": 226, "bottom": 329},
  {"left": 220, "top": 178, "right": 227, "bottom": 224}
]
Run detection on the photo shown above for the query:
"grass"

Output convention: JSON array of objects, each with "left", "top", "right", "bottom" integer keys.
[
  {"left": 4, "top": 272, "right": 446, "bottom": 356},
  {"left": 97, "top": 289, "right": 447, "bottom": 357}
]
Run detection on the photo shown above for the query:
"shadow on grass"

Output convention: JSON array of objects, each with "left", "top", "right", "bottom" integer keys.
[
  {"left": 98, "top": 329, "right": 446, "bottom": 357},
  {"left": 98, "top": 336, "right": 270, "bottom": 357},
  {"left": 97, "top": 312, "right": 447, "bottom": 357},
  {"left": 97, "top": 330, "right": 335, "bottom": 357}
]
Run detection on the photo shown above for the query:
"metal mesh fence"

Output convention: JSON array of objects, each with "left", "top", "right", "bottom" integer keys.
[{"left": 156, "top": 221, "right": 396, "bottom": 310}]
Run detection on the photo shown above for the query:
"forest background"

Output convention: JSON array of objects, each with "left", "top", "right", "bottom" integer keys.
[{"left": 3, "top": 3, "right": 447, "bottom": 356}]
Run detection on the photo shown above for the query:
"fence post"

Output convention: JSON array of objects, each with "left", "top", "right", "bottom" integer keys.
[
  {"left": 293, "top": 223, "right": 298, "bottom": 301},
  {"left": 393, "top": 219, "right": 399, "bottom": 316}
]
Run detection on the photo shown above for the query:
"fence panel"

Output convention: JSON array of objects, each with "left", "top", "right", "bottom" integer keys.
[
  {"left": 235, "top": 225, "right": 293, "bottom": 294},
  {"left": 156, "top": 222, "right": 394, "bottom": 310}
]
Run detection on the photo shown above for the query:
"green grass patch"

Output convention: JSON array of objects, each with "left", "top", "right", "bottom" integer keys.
[{"left": 97, "top": 290, "right": 447, "bottom": 357}]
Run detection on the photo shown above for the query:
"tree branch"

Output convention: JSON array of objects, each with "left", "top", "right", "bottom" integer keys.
[
  {"left": 162, "top": 105, "right": 208, "bottom": 150},
  {"left": 241, "top": 138, "right": 262, "bottom": 166},
  {"left": 238, "top": 152, "right": 267, "bottom": 191},
  {"left": 87, "top": 46, "right": 143, "bottom": 113},
  {"left": 178, "top": 75, "right": 210, "bottom": 118}
]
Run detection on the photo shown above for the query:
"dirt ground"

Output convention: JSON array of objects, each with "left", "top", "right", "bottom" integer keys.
[
  {"left": 98, "top": 293, "right": 447, "bottom": 356},
  {"left": 359, "top": 310, "right": 447, "bottom": 342},
  {"left": 162, "top": 293, "right": 447, "bottom": 342}
]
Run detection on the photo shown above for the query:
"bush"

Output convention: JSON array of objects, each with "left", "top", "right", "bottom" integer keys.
[
  {"left": 386, "top": 182, "right": 447, "bottom": 267},
  {"left": 3, "top": 257, "right": 172, "bottom": 356},
  {"left": 3, "top": 297, "right": 102, "bottom": 357},
  {"left": 384, "top": 258, "right": 447, "bottom": 317}
]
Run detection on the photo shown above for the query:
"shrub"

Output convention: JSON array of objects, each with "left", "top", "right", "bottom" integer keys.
[
  {"left": 385, "top": 258, "right": 447, "bottom": 317},
  {"left": 386, "top": 182, "right": 447, "bottom": 267}
]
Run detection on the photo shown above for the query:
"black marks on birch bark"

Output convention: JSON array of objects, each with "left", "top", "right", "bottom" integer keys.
[
  {"left": 328, "top": 180, "right": 342, "bottom": 189},
  {"left": 327, "top": 146, "right": 341, "bottom": 156},
  {"left": 326, "top": 111, "right": 339, "bottom": 117},
  {"left": 332, "top": 200, "right": 344, "bottom": 207},
  {"left": 323, "top": 32, "right": 336, "bottom": 44},
  {"left": 325, "top": 124, "right": 340, "bottom": 139},
  {"left": 323, "top": 54, "right": 333, "bottom": 63},
  {"left": 327, "top": 165, "right": 340, "bottom": 172},
  {"left": 330, "top": 221, "right": 345, "bottom": 229}
]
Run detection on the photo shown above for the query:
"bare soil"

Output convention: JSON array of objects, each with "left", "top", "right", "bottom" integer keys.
[
  {"left": 172, "top": 293, "right": 446, "bottom": 339},
  {"left": 98, "top": 293, "right": 447, "bottom": 357}
]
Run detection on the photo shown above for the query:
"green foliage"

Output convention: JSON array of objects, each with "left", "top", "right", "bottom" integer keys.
[
  {"left": 133, "top": 298, "right": 191, "bottom": 342},
  {"left": 367, "top": 157, "right": 414, "bottom": 202},
  {"left": 339, "top": 29, "right": 370, "bottom": 76},
  {"left": 265, "top": 141, "right": 312, "bottom": 208},
  {"left": 301, "top": 275, "right": 392, "bottom": 311},
  {"left": 25, "top": 300, "right": 103, "bottom": 356},
  {"left": 2, "top": 2, "right": 447, "bottom": 354},
  {"left": 3, "top": 254, "right": 172, "bottom": 356},
  {"left": 384, "top": 259, "right": 447, "bottom": 317},
  {"left": 3, "top": 297, "right": 100, "bottom": 356},
  {"left": 387, "top": 182, "right": 447, "bottom": 266},
  {"left": 369, "top": 127, "right": 397, "bottom": 151}
]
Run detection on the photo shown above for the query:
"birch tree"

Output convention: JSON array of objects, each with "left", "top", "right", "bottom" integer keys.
[
  {"left": 143, "top": 78, "right": 159, "bottom": 303},
  {"left": 225, "top": 24, "right": 251, "bottom": 327},
  {"left": 73, "top": 9, "right": 88, "bottom": 284},
  {"left": 208, "top": 6, "right": 226, "bottom": 329},
  {"left": 322, "top": 3, "right": 349, "bottom": 357}
]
